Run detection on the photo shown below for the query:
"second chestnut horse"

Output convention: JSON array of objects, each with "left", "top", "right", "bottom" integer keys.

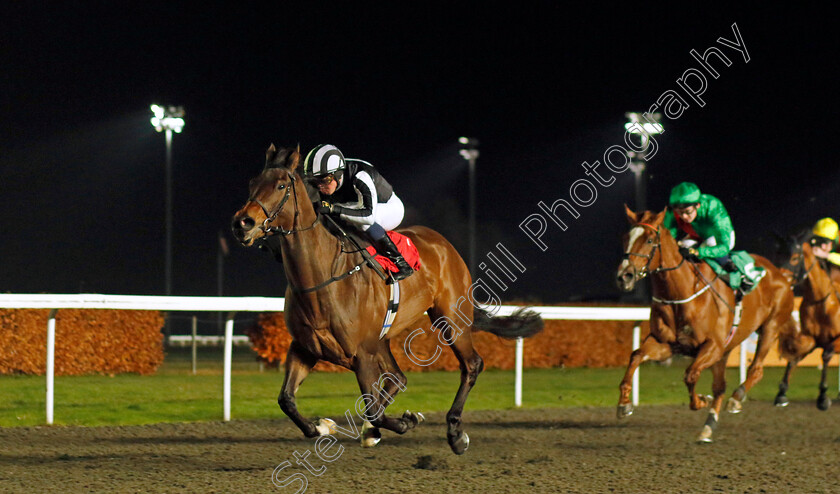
[{"left": 616, "top": 206, "right": 796, "bottom": 442}]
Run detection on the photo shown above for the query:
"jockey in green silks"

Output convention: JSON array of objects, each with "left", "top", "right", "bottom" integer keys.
[{"left": 664, "top": 182, "right": 765, "bottom": 296}]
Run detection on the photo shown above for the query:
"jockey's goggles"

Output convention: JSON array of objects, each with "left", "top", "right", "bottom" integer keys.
[
  {"left": 306, "top": 172, "right": 341, "bottom": 187},
  {"left": 811, "top": 235, "right": 834, "bottom": 246}
]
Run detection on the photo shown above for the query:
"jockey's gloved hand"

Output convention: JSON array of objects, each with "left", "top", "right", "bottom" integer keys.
[
  {"left": 314, "top": 201, "right": 333, "bottom": 215},
  {"left": 678, "top": 246, "right": 699, "bottom": 260}
]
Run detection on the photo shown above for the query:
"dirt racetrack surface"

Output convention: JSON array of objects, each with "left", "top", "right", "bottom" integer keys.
[{"left": 2, "top": 402, "right": 839, "bottom": 493}]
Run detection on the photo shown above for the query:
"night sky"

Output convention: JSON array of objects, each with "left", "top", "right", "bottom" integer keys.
[{"left": 1, "top": 4, "right": 836, "bottom": 305}]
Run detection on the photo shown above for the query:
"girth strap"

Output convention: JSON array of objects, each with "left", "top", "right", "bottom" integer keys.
[{"left": 651, "top": 283, "right": 711, "bottom": 304}]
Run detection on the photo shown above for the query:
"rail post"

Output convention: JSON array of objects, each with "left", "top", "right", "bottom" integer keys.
[
  {"left": 223, "top": 312, "right": 236, "bottom": 421},
  {"left": 632, "top": 322, "right": 640, "bottom": 406},
  {"left": 46, "top": 309, "right": 57, "bottom": 425}
]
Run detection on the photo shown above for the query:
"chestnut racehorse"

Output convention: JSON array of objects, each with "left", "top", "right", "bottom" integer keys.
[
  {"left": 231, "top": 145, "right": 542, "bottom": 455},
  {"left": 775, "top": 235, "right": 840, "bottom": 410},
  {"left": 615, "top": 207, "right": 796, "bottom": 442}
]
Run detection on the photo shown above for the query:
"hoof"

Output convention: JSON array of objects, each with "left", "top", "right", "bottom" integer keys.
[
  {"left": 315, "top": 418, "right": 337, "bottom": 436},
  {"left": 449, "top": 431, "right": 470, "bottom": 455},
  {"left": 402, "top": 410, "right": 425, "bottom": 428},
  {"left": 774, "top": 395, "right": 790, "bottom": 407},
  {"left": 817, "top": 395, "right": 832, "bottom": 411},
  {"left": 360, "top": 421, "right": 382, "bottom": 448},
  {"left": 616, "top": 403, "right": 634, "bottom": 419},
  {"left": 725, "top": 397, "right": 742, "bottom": 414},
  {"left": 696, "top": 425, "right": 714, "bottom": 443}
]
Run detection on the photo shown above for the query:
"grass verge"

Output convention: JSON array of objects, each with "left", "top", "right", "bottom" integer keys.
[{"left": 0, "top": 347, "right": 835, "bottom": 427}]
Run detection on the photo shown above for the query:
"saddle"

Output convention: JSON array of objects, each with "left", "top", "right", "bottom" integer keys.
[
  {"left": 261, "top": 215, "right": 420, "bottom": 281},
  {"left": 702, "top": 252, "right": 765, "bottom": 296}
]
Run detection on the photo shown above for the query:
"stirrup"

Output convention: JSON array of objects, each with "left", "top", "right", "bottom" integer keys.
[{"left": 387, "top": 266, "right": 414, "bottom": 284}]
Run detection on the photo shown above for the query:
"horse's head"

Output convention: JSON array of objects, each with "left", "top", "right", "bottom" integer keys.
[
  {"left": 231, "top": 144, "right": 313, "bottom": 246},
  {"left": 777, "top": 230, "right": 817, "bottom": 285},
  {"left": 616, "top": 205, "right": 668, "bottom": 292}
]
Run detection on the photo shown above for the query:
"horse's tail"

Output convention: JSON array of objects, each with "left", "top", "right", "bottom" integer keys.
[{"left": 472, "top": 307, "right": 544, "bottom": 339}]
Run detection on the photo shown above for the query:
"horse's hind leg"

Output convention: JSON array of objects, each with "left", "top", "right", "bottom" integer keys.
[
  {"left": 817, "top": 349, "right": 833, "bottom": 411},
  {"left": 617, "top": 335, "right": 672, "bottom": 418},
  {"left": 697, "top": 357, "right": 728, "bottom": 443},
  {"left": 428, "top": 304, "right": 484, "bottom": 455},
  {"left": 278, "top": 341, "right": 322, "bottom": 438},
  {"left": 374, "top": 342, "right": 411, "bottom": 409},
  {"left": 446, "top": 328, "right": 484, "bottom": 455},
  {"left": 353, "top": 351, "right": 421, "bottom": 443},
  {"left": 360, "top": 342, "right": 422, "bottom": 447}
]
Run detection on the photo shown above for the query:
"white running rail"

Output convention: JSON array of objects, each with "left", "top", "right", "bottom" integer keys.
[{"left": 3, "top": 295, "right": 776, "bottom": 423}]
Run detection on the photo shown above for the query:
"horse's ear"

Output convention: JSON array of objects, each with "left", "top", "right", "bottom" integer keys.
[
  {"left": 265, "top": 143, "right": 278, "bottom": 164},
  {"left": 624, "top": 204, "right": 638, "bottom": 224},
  {"left": 287, "top": 145, "right": 301, "bottom": 172},
  {"left": 653, "top": 207, "right": 669, "bottom": 225}
]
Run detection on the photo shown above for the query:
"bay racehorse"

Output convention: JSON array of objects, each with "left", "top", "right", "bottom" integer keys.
[
  {"left": 231, "top": 145, "right": 542, "bottom": 454},
  {"left": 775, "top": 234, "right": 840, "bottom": 410},
  {"left": 615, "top": 206, "right": 796, "bottom": 442}
]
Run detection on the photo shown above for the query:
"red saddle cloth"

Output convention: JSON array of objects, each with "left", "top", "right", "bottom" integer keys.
[{"left": 365, "top": 231, "right": 422, "bottom": 273}]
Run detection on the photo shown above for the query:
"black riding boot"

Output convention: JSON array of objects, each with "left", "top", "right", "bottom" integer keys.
[{"left": 374, "top": 235, "right": 414, "bottom": 283}]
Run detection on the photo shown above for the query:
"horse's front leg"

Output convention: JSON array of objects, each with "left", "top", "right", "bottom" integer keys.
[
  {"left": 697, "top": 357, "right": 728, "bottom": 443},
  {"left": 617, "top": 334, "right": 672, "bottom": 419},
  {"left": 817, "top": 348, "right": 833, "bottom": 411},
  {"left": 775, "top": 325, "right": 814, "bottom": 407},
  {"left": 775, "top": 360, "right": 797, "bottom": 407},
  {"left": 278, "top": 341, "right": 322, "bottom": 438},
  {"left": 685, "top": 340, "right": 723, "bottom": 411}
]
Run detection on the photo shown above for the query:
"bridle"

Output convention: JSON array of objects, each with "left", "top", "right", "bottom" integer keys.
[
  {"left": 783, "top": 242, "right": 815, "bottom": 287},
  {"left": 250, "top": 172, "right": 318, "bottom": 236},
  {"left": 623, "top": 223, "right": 685, "bottom": 280}
]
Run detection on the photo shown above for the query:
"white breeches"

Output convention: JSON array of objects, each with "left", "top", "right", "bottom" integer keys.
[{"left": 344, "top": 194, "right": 405, "bottom": 232}]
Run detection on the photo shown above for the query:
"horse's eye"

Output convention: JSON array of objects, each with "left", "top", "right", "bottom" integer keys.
[
  {"left": 277, "top": 184, "right": 286, "bottom": 190},
  {"left": 646, "top": 238, "right": 653, "bottom": 244}
]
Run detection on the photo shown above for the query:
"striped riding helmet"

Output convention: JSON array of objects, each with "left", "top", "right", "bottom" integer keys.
[{"left": 303, "top": 144, "right": 346, "bottom": 177}]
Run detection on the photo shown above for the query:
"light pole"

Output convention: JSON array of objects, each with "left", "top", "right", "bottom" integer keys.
[
  {"left": 624, "top": 112, "right": 663, "bottom": 212},
  {"left": 625, "top": 113, "right": 663, "bottom": 303},
  {"left": 151, "top": 104, "right": 184, "bottom": 339},
  {"left": 459, "top": 137, "right": 479, "bottom": 276}
]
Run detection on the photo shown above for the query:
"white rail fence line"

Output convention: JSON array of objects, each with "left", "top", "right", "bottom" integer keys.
[
  {"left": 1, "top": 294, "right": 286, "bottom": 424},
  {"left": 1, "top": 294, "right": 792, "bottom": 424}
]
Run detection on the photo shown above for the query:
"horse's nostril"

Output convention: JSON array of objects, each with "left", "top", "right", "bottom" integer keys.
[{"left": 239, "top": 216, "right": 255, "bottom": 231}]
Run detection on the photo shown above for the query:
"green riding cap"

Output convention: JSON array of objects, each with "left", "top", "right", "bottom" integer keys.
[{"left": 669, "top": 182, "right": 701, "bottom": 207}]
